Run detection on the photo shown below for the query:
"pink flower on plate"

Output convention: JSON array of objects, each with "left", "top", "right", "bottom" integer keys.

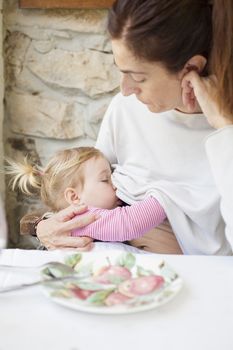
[
  {"left": 104, "top": 292, "right": 131, "bottom": 306},
  {"left": 71, "top": 287, "right": 94, "bottom": 300},
  {"left": 118, "top": 275, "right": 164, "bottom": 297},
  {"left": 93, "top": 266, "right": 132, "bottom": 284}
]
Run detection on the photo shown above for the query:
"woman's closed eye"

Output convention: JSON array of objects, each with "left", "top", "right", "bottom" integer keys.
[{"left": 130, "top": 74, "right": 146, "bottom": 83}]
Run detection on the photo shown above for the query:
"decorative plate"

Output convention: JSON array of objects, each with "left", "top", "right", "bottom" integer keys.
[{"left": 41, "top": 250, "right": 183, "bottom": 314}]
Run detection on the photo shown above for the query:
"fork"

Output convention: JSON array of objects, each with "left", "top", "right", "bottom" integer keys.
[
  {"left": 0, "top": 273, "right": 89, "bottom": 293},
  {"left": 0, "top": 261, "right": 75, "bottom": 274}
]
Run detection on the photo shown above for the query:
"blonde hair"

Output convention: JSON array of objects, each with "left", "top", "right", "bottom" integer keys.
[{"left": 5, "top": 147, "right": 104, "bottom": 212}]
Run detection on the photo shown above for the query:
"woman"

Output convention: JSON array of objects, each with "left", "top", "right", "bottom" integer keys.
[{"left": 36, "top": 0, "right": 233, "bottom": 253}]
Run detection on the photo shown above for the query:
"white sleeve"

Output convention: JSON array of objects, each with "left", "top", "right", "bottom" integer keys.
[
  {"left": 95, "top": 94, "right": 119, "bottom": 164},
  {"left": 205, "top": 126, "right": 233, "bottom": 250}
]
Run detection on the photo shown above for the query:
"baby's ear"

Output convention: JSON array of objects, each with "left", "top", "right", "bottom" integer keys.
[{"left": 64, "top": 187, "right": 80, "bottom": 205}]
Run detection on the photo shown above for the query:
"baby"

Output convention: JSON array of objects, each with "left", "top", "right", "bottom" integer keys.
[{"left": 6, "top": 147, "right": 166, "bottom": 242}]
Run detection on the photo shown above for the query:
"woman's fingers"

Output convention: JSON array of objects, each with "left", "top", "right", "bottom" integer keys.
[
  {"left": 47, "top": 236, "right": 94, "bottom": 250},
  {"left": 182, "top": 71, "right": 202, "bottom": 93},
  {"left": 37, "top": 204, "right": 99, "bottom": 249},
  {"left": 182, "top": 71, "right": 218, "bottom": 110},
  {"left": 56, "top": 244, "right": 94, "bottom": 252},
  {"left": 36, "top": 206, "right": 98, "bottom": 250},
  {"left": 182, "top": 71, "right": 233, "bottom": 128},
  {"left": 58, "top": 212, "right": 99, "bottom": 233},
  {"left": 181, "top": 71, "right": 202, "bottom": 112},
  {"left": 54, "top": 204, "right": 89, "bottom": 222}
]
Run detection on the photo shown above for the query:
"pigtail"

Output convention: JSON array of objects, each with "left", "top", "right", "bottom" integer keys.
[
  {"left": 5, "top": 156, "right": 43, "bottom": 195},
  {"left": 211, "top": 0, "right": 233, "bottom": 118}
]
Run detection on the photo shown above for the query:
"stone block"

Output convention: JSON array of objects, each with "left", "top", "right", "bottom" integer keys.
[
  {"left": 4, "top": 31, "right": 31, "bottom": 85},
  {"left": 5, "top": 2, "right": 108, "bottom": 34},
  {"left": 6, "top": 91, "right": 85, "bottom": 139},
  {"left": 34, "top": 136, "right": 95, "bottom": 167},
  {"left": 26, "top": 47, "right": 119, "bottom": 97}
]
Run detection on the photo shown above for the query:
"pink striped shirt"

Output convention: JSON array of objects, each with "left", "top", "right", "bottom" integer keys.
[{"left": 72, "top": 197, "right": 166, "bottom": 242}]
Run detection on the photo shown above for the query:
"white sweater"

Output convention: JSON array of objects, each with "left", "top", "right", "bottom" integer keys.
[
  {"left": 205, "top": 126, "right": 233, "bottom": 252},
  {"left": 96, "top": 93, "right": 231, "bottom": 255}
]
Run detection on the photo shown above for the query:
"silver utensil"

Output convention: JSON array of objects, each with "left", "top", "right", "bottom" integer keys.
[
  {"left": 0, "top": 261, "right": 74, "bottom": 272},
  {"left": 0, "top": 273, "right": 88, "bottom": 293}
]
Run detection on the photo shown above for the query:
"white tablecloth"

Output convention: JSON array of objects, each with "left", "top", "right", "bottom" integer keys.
[{"left": 0, "top": 242, "right": 232, "bottom": 350}]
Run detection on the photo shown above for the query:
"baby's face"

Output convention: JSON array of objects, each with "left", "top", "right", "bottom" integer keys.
[{"left": 78, "top": 156, "right": 120, "bottom": 209}]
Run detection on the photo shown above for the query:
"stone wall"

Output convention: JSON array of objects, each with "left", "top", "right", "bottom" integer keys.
[
  {"left": 0, "top": 0, "right": 4, "bottom": 195},
  {"left": 3, "top": 0, "right": 119, "bottom": 248}
]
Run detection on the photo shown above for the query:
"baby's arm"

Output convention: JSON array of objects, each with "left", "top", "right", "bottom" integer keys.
[{"left": 72, "top": 197, "right": 166, "bottom": 241}]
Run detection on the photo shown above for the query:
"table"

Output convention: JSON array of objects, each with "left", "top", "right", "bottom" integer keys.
[{"left": 0, "top": 243, "right": 232, "bottom": 350}]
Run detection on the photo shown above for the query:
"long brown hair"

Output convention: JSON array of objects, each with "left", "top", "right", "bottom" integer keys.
[
  {"left": 108, "top": 0, "right": 233, "bottom": 116},
  {"left": 108, "top": 0, "right": 212, "bottom": 73},
  {"left": 211, "top": 0, "right": 233, "bottom": 117}
]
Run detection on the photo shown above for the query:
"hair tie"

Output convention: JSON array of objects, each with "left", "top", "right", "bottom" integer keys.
[
  {"left": 35, "top": 169, "right": 44, "bottom": 177},
  {"left": 201, "top": 0, "right": 212, "bottom": 6}
]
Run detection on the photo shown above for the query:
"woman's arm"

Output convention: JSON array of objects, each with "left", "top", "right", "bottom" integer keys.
[
  {"left": 182, "top": 71, "right": 233, "bottom": 250},
  {"left": 72, "top": 197, "right": 166, "bottom": 241},
  {"left": 205, "top": 127, "right": 233, "bottom": 249}
]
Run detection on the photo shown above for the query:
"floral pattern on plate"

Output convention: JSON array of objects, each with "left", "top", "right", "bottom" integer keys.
[{"left": 41, "top": 250, "right": 183, "bottom": 314}]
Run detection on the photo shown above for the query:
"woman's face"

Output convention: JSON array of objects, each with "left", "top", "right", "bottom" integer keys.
[{"left": 112, "top": 39, "right": 188, "bottom": 113}]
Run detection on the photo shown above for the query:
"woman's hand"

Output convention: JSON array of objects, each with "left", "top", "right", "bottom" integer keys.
[
  {"left": 37, "top": 204, "right": 97, "bottom": 250},
  {"left": 181, "top": 71, "right": 233, "bottom": 129}
]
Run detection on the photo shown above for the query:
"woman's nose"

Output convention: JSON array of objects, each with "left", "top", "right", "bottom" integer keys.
[{"left": 120, "top": 74, "right": 140, "bottom": 96}]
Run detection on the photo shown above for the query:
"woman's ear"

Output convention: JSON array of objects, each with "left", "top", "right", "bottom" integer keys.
[
  {"left": 64, "top": 187, "right": 80, "bottom": 205},
  {"left": 179, "top": 55, "right": 207, "bottom": 79}
]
